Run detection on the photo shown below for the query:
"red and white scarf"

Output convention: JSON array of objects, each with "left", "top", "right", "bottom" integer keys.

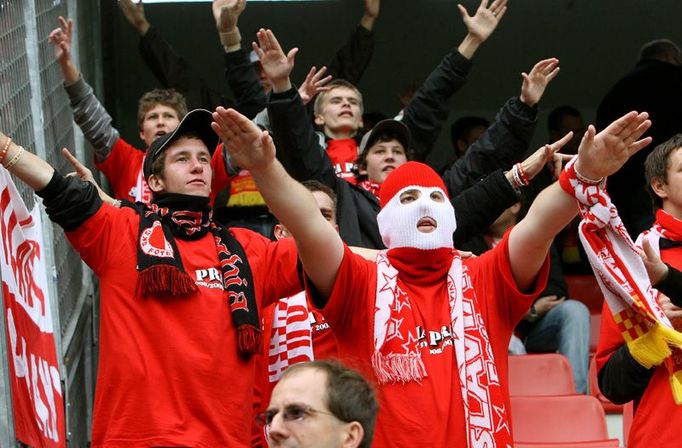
[
  {"left": 560, "top": 158, "right": 682, "bottom": 402},
  {"left": 267, "top": 292, "right": 314, "bottom": 383},
  {"left": 372, "top": 250, "right": 512, "bottom": 447}
]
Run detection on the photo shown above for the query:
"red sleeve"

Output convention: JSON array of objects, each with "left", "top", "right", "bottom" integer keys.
[
  {"left": 65, "top": 204, "right": 138, "bottom": 275},
  {"left": 595, "top": 301, "right": 624, "bottom": 372},
  {"left": 468, "top": 229, "right": 550, "bottom": 327},
  {"left": 231, "top": 228, "right": 302, "bottom": 308},
  {"left": 95, "top": 138, "right": 145, "bottom": 201},
  {"left": 210, "top": 143, "right": 231, "bottom": 205},
  {"left": 321, "top": 245, "right": 375, "bottom": 337}
]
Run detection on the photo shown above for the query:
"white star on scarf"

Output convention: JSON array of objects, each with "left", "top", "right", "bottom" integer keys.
[
  {"left": 493, "top": 404, "right": 510, "bottom": 435},
  {"left": 400, "top": 329, "right": 421, "bottom": 354},
  {"left": 384, "top": 317, "right": 405, "bottom": 342},
  {"left": 392, "top": 286, "right": 411, "bottom": 313}
]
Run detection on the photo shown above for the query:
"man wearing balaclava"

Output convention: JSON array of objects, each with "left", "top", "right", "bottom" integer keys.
[{"left": 213, "top": 106, "right": 652, "bottom": 447}]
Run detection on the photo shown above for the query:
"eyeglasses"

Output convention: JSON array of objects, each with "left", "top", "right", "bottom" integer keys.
[{"left": 255, "top": 404, "right": 336, "bottom": 427}]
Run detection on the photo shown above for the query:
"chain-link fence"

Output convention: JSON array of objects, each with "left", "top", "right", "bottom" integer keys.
[{"left": 0, "top": 0, "right": 101, "bottom": 445}]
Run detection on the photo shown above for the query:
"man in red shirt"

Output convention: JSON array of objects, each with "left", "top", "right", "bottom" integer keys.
[
  {"left": 213, "top": 106, "right": 651, "bottom": 447},
  {"left": 0, "top": 109, "right": 302, "bottom": 447}
]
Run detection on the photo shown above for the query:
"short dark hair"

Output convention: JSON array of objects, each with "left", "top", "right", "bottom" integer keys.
[
  {"left": 301, "top": 180, "right": 337, "bottom": 214},
  {"left": 547, "top": 105, "right": 582, "bottom": 132},
  {"left": 450, "top": 116, "right": 490, "bottom": 147},
  {"left": 282, "top": 360, "right": 378, "bottom": 448},
  {"left": 313, "top": 79, "right": 364, "bottom": 116},
  {"left": 645, "top": 133, "right": 682, "bottom": 209},
  {"left": 639, "top": 39, "right": 681, "bottom": 65},
  {"left": 137, "top": 89, "right": 187, "bottom": 130},
  {"left": 354, "top": 131, "right": 411, "bottom": 182}
]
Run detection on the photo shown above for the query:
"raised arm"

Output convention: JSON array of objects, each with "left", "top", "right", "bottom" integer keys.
[
  {"left": 442, "top": 58, "right": 559, "bottom": 195},
  {"left": 212, "top": 108, "right": 344, "bottom": 297},
  {"left": 402, "top": 0, "right": 507, "bottom": 161},
  {"left": 509, "top": 112, "right": 653, "bottom": 289},
  {"left": 49, "top": 17, "right": 120, "bottom": 163}
]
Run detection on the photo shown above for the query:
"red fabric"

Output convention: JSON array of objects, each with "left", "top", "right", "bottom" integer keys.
[
  {"left": 96, "top": 138, "right": 229, "bottom": 204},
  {"left": 66, "top": 205, "right": 301, "bottom": 447},
  {"left": 322, "top": 233, "right": 549, "bottom": 447},
  {"left": 595, "top": 223, "right": 682, "bottom": 448},
  {"left": 379, "top": 161, "right": 449, "bottom": 208},
  {"left": 326, "top": 138, "right": 358, "bottom": 184}
]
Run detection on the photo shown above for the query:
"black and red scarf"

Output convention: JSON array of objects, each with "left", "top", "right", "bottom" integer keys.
[{"left": 123, "top": 193, "right": 261, "bottom": 358}]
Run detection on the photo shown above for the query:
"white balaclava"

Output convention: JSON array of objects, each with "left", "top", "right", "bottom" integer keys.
[{"left": 377, "top": 162, "right": 457, "bottom": 250}]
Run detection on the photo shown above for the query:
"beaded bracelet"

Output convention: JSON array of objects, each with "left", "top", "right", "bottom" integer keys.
[
  {"left": 0, "top": 137, "right": 12, "bottom": 165},
  {"left": 4, "top": 145, "right": 24, "bottom": 169},
  {"left": 515, "top": 162, "right": 530, "bottom": 186}
]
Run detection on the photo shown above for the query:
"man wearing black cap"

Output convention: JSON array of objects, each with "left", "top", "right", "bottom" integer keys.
[{"left": 0, "top": 110, "right": 302, "bottom": 447}]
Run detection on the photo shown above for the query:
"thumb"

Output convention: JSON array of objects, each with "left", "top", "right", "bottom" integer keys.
[
  {"left": 286, "top": 47, "right": 299, "bottom": 64},
  {"left": 642, "top": 238, "right": 660, "bottom": 264},
  {"left": 457, "top": 4, "right": 469, "bottom": 19}
]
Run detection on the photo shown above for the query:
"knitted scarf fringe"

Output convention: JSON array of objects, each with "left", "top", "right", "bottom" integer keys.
[
  {"left": 238, "top": 325, "right": 262, "bottom": 359},
  {"left": 372, "top": 351, "right": 427, "bottom": 384},
  {"left": 137, "top": 265, "right": 198, "bottom": 297}
]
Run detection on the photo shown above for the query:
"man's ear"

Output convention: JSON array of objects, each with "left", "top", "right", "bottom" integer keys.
[
  {"left": 147, "top": 173, "right": 165, "bottom": 194},
  {"left": 273, "top": 224, "right": 290, "bottom": 241},
  {"left": 651, "top": 178, "right": 668, "bottom": 200},
  {"left": 342, "top": 421, "right": 364, "bottom": 448},
  {"left": 314, "top": 114, "right": 325, "bottom": 127}
]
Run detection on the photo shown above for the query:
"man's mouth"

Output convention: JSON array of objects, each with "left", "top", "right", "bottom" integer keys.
[
  {"left": 338, "top": 111, "right": 353, "bottom": 118},
  {"left": 155, "top": 131, "right": 167, "bottom": 138},
  {"left": 417, "top": 217, "right": 437, "bottom": 233},
  {"left": 382, "top": 165, "right": 395, "bottom": 173},
  {"left": 188, "top": 179, "right": 206, "bottom": 185}
]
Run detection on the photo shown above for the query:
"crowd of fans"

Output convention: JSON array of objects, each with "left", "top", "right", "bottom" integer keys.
[{"left": 1, "top": 0, "right": 681, "bottom": 446}]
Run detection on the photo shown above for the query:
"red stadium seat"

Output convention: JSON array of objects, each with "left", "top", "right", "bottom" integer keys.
[
  {"left": 515, "top": 441, "right": 620, "bottom": 448},
  {"left": 511, "top": 395, "right": 618, "bottom": 446},
  {"left": 590, "top": 314, "right": 602, "bottom": 354},
  {"left": 566, "top": 274, "right": 604, "bottom": 314},
  {"left": 623, "top": 401, "right": 634, "bottom": 446},
  {"left": 508, "top": 354, "right": 576, "bottom": 396}
]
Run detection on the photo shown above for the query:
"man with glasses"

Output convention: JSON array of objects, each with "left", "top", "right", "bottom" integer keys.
[{"left": 258, "top": 360, "right": 378, "bottom": 448}]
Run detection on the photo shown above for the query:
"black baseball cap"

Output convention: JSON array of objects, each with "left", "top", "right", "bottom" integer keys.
[
  {"left": 358, "top": 119, "right": 411, "bottom": 155},
  {"left": 143, "top": 109, "right": 219, "bottom": 181}
]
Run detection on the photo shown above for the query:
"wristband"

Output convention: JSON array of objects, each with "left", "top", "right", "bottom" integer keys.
[
  {"left": 0, "top": 137, "right": 12, "bottom": 165},
  {"left": 220, "top": 28, "right": 241, "bottom": 48},
  {"left": 4, "top": 145, "right": 24, "bottom": 169}
]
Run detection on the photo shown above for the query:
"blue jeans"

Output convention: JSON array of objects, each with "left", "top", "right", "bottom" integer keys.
[{"left": 523, "top": 299, "right": 590, "bottom": 394}]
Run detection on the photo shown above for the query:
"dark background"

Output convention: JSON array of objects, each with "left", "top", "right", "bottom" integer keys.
[{"left": 98, "top": 0, "right": 682, "bottom": 169}]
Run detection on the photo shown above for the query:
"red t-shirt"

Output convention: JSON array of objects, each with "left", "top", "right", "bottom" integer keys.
[
  {"left": 323, "top": 234, "right": 548, "bottom": 448},
  {"left": 326, "top": 138, "right": 358, "bottom": 184},
  {"left": 595, "top": 243, "right": 682, "bottom": 448},
  {"left": 66, "top": 204, "right": 301, "bottom": 447},
  {"left": 96, "top": 138, "right": 229, "bottom": 204}
]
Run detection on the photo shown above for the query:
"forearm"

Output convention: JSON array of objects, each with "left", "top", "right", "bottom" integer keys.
[
  {"left": 327, "top": 23, "right": 374, "bottom": 84},
  {"left": 0, "top": 134, "right": 54, "bottom": 190},
  {"left": 59, "top": 59, "right": 80, "bottom": 85},
  {"left": 509, "top": 182, "right": 578, "bottom": 289},
  {"left": 402, "top": 48, "right": 472, "bottom": 161},
  {"left": 224, "top": 49, "right": 267, "bottom": 119},
  {"left": 598, "top": 345, "right": 654, "bottom": 404},
  {"left": 64, "top": 76, "right": 119, "bottom": 162},
  {"left": 250, "top": 159, "right": 343, "bottom": 296},
  {"left": 456, "top": 34, "right": 483, "bottom": 60}
]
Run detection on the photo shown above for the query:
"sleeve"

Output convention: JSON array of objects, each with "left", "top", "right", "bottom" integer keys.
[
  {"left": 36, "top": 172, "right": 103, "bottom": 231},
  {"left": 595, "top": 302, "right": 655, "bottom": 403},
  {"left": 317, "top": 244, "right": 374, "bottom": 335},
  {"left": 441, "top": 96, "right": 538, "bottom": 196},
  {"left": 63, "top": 76, "right": 120, "bottom": 163},
  {"left": 655, "top": 264, "right": 682, "bottom": 308},
  {"left": 451, "top": 169, "right": 520, "bottom": 246},
  {"left": 138, "top": 26, "right": 230, "bottom": 110},
  {"left": 232, "top": 229, "right": 303, "bottom": 308},
  {"left": 223, "top": 49, "right": 267, "bottom": 119},
  {"left": 469, "top": 229, "right": 550, "bottom": 326},
  {"left": 401, "top": 48, "right": 472, "bottom": 162},
  {"left": 95, "top": 138, "right": 145, "bottom": 200},
  {"left": 267, "top": 88, "right": 338, "bottom": 189},
  {"left": 326, "top": 24, "right": 374, "bottom": 85}
]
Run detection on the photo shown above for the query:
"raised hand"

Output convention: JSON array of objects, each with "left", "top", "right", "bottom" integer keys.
[
  {"left": 508, "top": 131, "right": 574, "bottom": 187},
  {"left": 48, "top": 16, "right": 73, "bottom": 65},
  {"left": 252, "top": 29, "right": 298, "bottom": 92},
  {"left": 212, "top": 0, "right": 245, "bottom": 32},
  {"left": 62, "top": 148, "right": 118, "bottom": 204},
  {"left": 640, "top": 238, "right": 669, "bottom": 285},
  {"left": 574, "top": 111, "right": 652, "bottom": 181},
  {"left": 360, "top": 0, "right": 380, "bottom": 30},
  {"left": 118, "top": 0, "right": 150, "bottom": 35},
  {"left": 457, "top": 0, "right": 507, "bottom": 43},
  {"left": 298, "top": 66, "right": 332, "bottom": 105},
  {"left": 520, "top": 58, "right": 560, "bottom": 107},
  {"left": 212, "top": 107, "right": 275, "bottom": 172}
]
